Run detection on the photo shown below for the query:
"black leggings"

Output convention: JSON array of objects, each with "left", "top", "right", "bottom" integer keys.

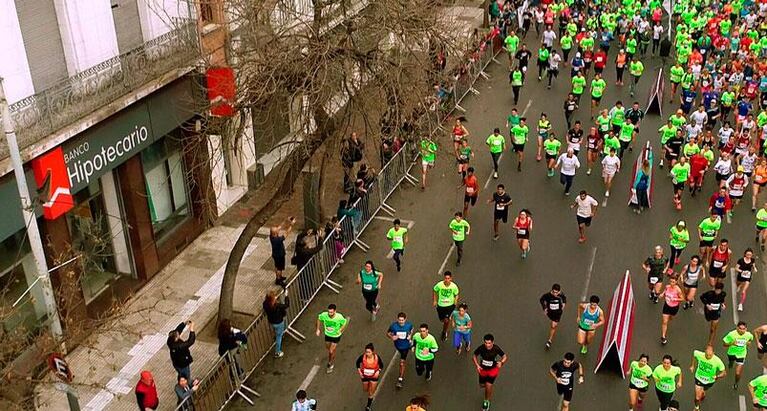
[
  {"left": 415, "top": 358, "right": 434, "bottom": 375},
  {"left": 669, "top": 246, "right": 684, "bottom": 267},
  {"left": 616, "top": 66, "right": 625, "bottom": 82},
  {"left": 362, "top": 289, "right": 379, "bottom": 312},
  {"left": 491, "top": 152, "right": 501, "bottom": 172},
  {"left": 655, "top": 388, "right": 674, "bottom": 410}
]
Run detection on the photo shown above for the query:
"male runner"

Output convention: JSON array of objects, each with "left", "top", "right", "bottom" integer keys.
[
  {"left": 754, "top": 324, "right": 767, "bottom": 374},
  {"left": 510, "top": 117, "right": 529, "bottom": 171},
  {"left": 449, "top": 212, "right": 471, "bottom": 265},
  {"left": 571, "top": 190, "right": 598, "bottom": 243},
  {"left": 488, "top": 184, "right": 512, "bottom": 240},
  {"left": 540, "top": 284, "right": 567, "bottom": 349},
  {"left": 723, "top": 321, "right": 754, "bottom": 389},
  {"left": 386, "top": 219, "right": 408, "bottom": 272},
  {"left": 749, "top": 373, "right": 767, "bottom": 410},
  {"left": 707, "top": 239, "right": 732, "bottom": 288},
  {"left": 315, "top": 304, "right": 349, "bottom": 373},
  {"left": 550, "top": 352, "right": 584, "bottom": 411},
  {"left": 472, "top": 334, "right": 508, "bottom": 411},
  {"left": 486, "top": 128, "right": 506, "bottom": 179},
  {"left": 700, "top": 283, "right": 727, "bottom": 345},
  {"left": 433, "top": 271, "right": 460, "bottom": 342},
  {"left": 386, "top": 312, "right": 413, "bottom": 388},
  {"left": 412, "top": 323, "right": 438, "bottom": 381},
  {"left": 698, "top": 213, "right": 722, "bottom": 265},
  {"left": 419, "top": 136, "right": 437, "bottom": 190},
  {"left": 690, "top": 345, "right": 726, "bottom": 410}
]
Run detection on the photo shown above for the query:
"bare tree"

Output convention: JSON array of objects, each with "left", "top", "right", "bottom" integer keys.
[{"left": 216, "top": 0, "right": 467, "bottom": 319}]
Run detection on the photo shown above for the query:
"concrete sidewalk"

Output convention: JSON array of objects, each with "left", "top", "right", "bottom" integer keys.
[{"left": 36, "top": 222, "right": 296, "bottom": 411}]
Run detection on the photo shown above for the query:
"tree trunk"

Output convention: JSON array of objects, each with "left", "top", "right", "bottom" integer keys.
[{"left": 482, "top": 0, "right": 490, "bottom": 28}]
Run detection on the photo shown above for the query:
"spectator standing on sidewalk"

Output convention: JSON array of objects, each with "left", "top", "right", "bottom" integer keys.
[
  {"left": 135, "top": 370, "right": 159, "bottom": 411},
  {"left": 167, "top": 321, "right": 196, "bottom": 381},
  {"left": 264, "top": 291, "right": 290, "bottom": 358},
  {"left": 174, "top": 376, "right": 199, "bottom": 411},
  {"left": 270, "top": 217, "right": 295, "bottom": 286}
]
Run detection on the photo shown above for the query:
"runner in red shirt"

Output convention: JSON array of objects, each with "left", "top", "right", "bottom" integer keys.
[
  {"left": 689, "top": 152, "right": 709, "bottom": 195},
  {"left": 462, "top": 167, "right": 480, "bottom": 217},
  {"left": 593, "top": 49, "right": 607, "bottom": 75}
]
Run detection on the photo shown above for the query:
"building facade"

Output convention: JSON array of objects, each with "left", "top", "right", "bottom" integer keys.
[{"left": 0, "top": 0, "right": 228, "bottom": 337}]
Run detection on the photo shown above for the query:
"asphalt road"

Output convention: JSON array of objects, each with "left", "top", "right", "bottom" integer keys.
[{"left": 231, "top": 36, "right": 767, "bottom": 411}]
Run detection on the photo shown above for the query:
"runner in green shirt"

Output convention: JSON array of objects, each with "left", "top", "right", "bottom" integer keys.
[
  {"left": 690, "top": 346, "right": 726, "bottom": 408},
  {"left": 419, "top": 137, "right": 437, "bottom": 189},
  {"left": 544, "top": 134, "right": 562, "bottom": 177},
  {"left": 537, "top": 47, "right": 550, "bottom": 81},
  {"left": 668, "top": 220, "right": 689, "bottom": 267},
  {"left": 560, "top": 34, "right": 573, "bottom": 62},
  {"left": 433, "top": 271, "right": 460, "bottom": 341},
  {"left": 504, "top": 32, "right": 520, "bottom": 68},
  {"left": 629, "top": 60, "right": 644, "bottom": 97},
  {"left": 669, "top": 64, "right": 684, "bottom": 103},
  {"left": 510, "top": 67, "right": 524, "bottom": 104},
  {"left": 486, "top": 128, "right": 506, "bottom": 178},
  {"left": 571, "top": 72, "right": 587, "bottom": 103},
  {"left": 671, "top": 156, "right": 690, "bottom": 209},
  {"left": 590, "top": 73, "right": 607, "bottom": 118},
  {"left": 723, "top": 321, "right": 754, "bottom": 389},
  {"left": 749, "top": 374, "right": 767, "bottom": 409},
  {"left": 698, "top": 214, "right": 722, "bottom": 262},
  {"left": 316, "top": 304, "right": 349, "bottom": 372},
  {"left": 652, "top": 355, "right": 682, "bottom": 409},
  {"left": 658, "top": 121, "right": 678, "bottom": 146},
  {"left": 510, "top": 118, "right": 529, "bottom": 170},
  {"left": 412, "top": 323, "right": 439, "bottom": 380},
  {"left": 386, "top": 219, "right": 408, "bottom": 271},
  {"left": 449, "top": 212, "right": 471, "bottom": 265},
  {"left": 756, "top": 203, "right": 767, "bottom": 250},
  {"left": 358, "top": 261, "right": 383, "bottom": 320},
  {"left": 628, "top": 354, "right": 653, "bottom": 409},
  {"left": 602, "top": 132, "right": 620, "bottom": 156}
]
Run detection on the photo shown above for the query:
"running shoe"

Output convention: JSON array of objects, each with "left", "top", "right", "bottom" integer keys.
[
  {"left": 426, "top": 371, "right": 432, "bottom": 381},
  {"left": 545, "top": 340, "right": 552, "bottom": 349},
  {"left": 580, "top": 345, "right": 588, "bottom": 354},
  {"left": 738, "top": 303, "right": 744, "bottom": 312},
  {"left": 660, "top": 337, "right": 668, "bottom": 345},
  {"left": 396, "top": 377, "right": 404, "bottom": 388},
  {"left": 326, "top": 364, "right": 334, "bottom": 373},
  {"left": 482, "top": 400, "right": 490, "bottom": 410}
]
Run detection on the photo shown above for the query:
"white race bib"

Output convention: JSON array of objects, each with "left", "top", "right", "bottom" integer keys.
[
  {"left": 363, "top": 368, "right": 375, "bottom": 376},
  {"left": 518, "top": 229, "right": 527, "bottom": 235},
  {"left": 713, "top": 261, "right": 724, "bottom": 268},
  {"left": 466, "top": 187, "right": 475, "bottom": 194},
  {"left": 493, "top": 140, "right": 502, "bottom": 146},
  {"left": 481, "top": 359, "right": 495, "bottom": 367},
  {"left": 708, "top": 303, "right": 721, "bottom": 310},
  {"left": 396, "top": 331, "right": 407, "bottom": 339},
  {"left": 549, "top": 303, "right": 560, "bottom": 310},
  {"left": 741, "top": 270, "right": 752, "bottom": 278},
  {"left": 736, "top": 339, "right": 747, "bottom": 347},
  {"left": 363, "top": 284, "right": 373, "bottom": 290},
  {"left": 650, "top": 277, "right": 659, "bottom": 284},
  {"left": 496, "top": 204, "right": 505, "bottom": 210},
  {"left": 393, "top": 236, "right": 403, "bottom": 243}
]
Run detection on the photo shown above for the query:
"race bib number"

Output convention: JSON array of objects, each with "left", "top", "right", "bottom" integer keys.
[
  {"left": 549, "top": 303, "right": 560, "bottom": 310},
  {"left": 713, "top": 261, "right": 724, "bottom": 268},
  {"left": 493, "top": 140, "right": 502, "bottom": 146},
  {"left": 584, "top": 319, "right": 594, "bottom": 326},
  {"left": 393, "top": 236, "right": 403, "bottom": 243},
  {"left": 481, "top": 359, "right": 495, "bottom": 367},
  {"left": 736, "top": 339, "right": 747, "bottom": 347},
  {"left": 466, "top": 187, "right": 475, "bottom": 194},
  {"left": 396, "top": 331, "right": 407, "bottom": 339},
  {"left": 650, "top": 277, "right": 659, "bottom": 284},
  {"left": 741, "top": 270, "right": 752, "bottom": 278},
  {"left": 660, "top": 381, "right": 673, "bottom": 391},
  {"left": 708, "top": 303, "right": 721, "bottom": 310},
  {"left": 363, "top": 368, "right": 375, "bottom": 376},
  {"left": 518, "top": 229, "right": 527, "bottom": 235},
  {"left": 496, "top": 204, "right": 505, "bottom": 210},
  {"left": 363, "top": 284, "right": 373, "bottom": 290},
  {"left": 325, "top": 326, "right": 335, "bottom": 333}
]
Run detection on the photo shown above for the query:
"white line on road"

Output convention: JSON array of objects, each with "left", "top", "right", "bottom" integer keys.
[
  {"left": 373, "top": 350, "right": 400, "bottom": 399},
  {"left": 376, "top": 219, "right": 415, "bottom": 259},
  {"left": 740, "top": 394, "right": 747, "bottom": 411},
  {"left": 521, "top": 99, "right": 533, "bottom": 116},
  {"left": 483, "top": 153, "right": 503, "bottom": 189},
  {"left": 437, "top": 244, "right": 456, "bottom": 275},
  {"left": 730, "top": 268, "right": 740, "bottom": 325},
  {"left": 581, "top": 247, "right": 598, "bottom": 301},
  {"left": 298, "top": 362, "right": 321, "bottom": 392}
]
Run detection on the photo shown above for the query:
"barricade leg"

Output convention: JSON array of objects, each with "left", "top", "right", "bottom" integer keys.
[
  {"left": 353, "top": 238, "right": 371, "bottom": 252},
  {"left": 286, "top": 326, "right": 306, "bottom": 342},
  {"left": 229, "top": 351, "right": 260, "bottom": 403}
]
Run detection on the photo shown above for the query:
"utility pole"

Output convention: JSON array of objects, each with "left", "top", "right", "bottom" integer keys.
[{"left": 0, "top": 78, "right": 64, "bottom": 342}]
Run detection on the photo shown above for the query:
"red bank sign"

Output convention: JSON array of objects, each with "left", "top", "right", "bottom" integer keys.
[{"left": 31, "top": 147, "right": 73, "bottom": 220}]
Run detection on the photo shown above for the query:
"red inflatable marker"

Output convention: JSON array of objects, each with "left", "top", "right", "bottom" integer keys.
[{"left": 594, "top": 271, "right": 635, "bottom": 378}]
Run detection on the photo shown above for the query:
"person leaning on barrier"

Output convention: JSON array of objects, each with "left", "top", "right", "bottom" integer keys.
[
  {"left": 174, "top": 376, "right": 199, "bottom": 411},
  {"left": 292, "top": 229, "right": 324, "bottom": 270},
  {"left": 167, "top": 320, "right": 195, "bottom": 381},
  {"left": 217, "top": 318, "right": 247, "bottom": 375},
  {"left": 264, "top": 291, "right": 289, "bottom": 358}
]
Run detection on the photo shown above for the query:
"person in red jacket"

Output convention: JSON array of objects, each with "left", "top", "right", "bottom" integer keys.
[
  {"left": 593, "top": 49, "right": 607, "bottom": 75},
  {"left": 708, "top": 187, "right": 733, "bottom": 217},
  {"left": 135, "top": 370, "right": 159, "bottom": 411},
  {"left": 689, "top": 152, "right": 710, "bottom": 196}
]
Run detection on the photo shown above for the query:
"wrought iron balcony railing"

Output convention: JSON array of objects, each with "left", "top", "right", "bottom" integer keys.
[{"left": 0, "top": 21, "right": 200, "bottom": 161}]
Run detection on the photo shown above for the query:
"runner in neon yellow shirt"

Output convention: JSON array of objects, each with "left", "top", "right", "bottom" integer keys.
[
  {"left": 690, "top": 345, "right": 726, "bottom": 409},
  {"left": 386, "top": 219, "right": 408, "bottom": 271},
  {"left": 412, "top": 323, "right": 439, "bottom": 380},
  {"left": 671, "top": 156, "right": 691, "bottom": 209},
  {"left": 723, "top": 321, "right": 754, "bottom": 389},
  {"left": 449, "top": 212, "right": 470, "bottom": 266},
  {"left": 750, "top": 374, "right": 767, "bottom": 409},
  {"left": 628, "top": 354, "right": 653, "bottom": 410},
  {"left": 433, "top": 271, "right": 460, "bottom": 341},
  {"left": 590, "top": 73, "right": 607, "bottom": 118},
  {"left": 419, "top": 137, "right": 437, "bottom": 189},
  {"left": 316, "top": 304, "right": 349, "bottom": 373},
  {"left": 652, "top": 355, "right": 682, "bottom": 409}
]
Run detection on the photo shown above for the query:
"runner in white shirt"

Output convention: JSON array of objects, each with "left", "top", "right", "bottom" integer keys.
[
  {"left": 556, "top": 148, "right": 581, "bottom": 196},
  {"left": 714, "top": 154, "right": 733, "bottom": 188},
  {"left": 718, "top": 123, "right": 734, "bottom": 147},
  {"left": 741, "top": 147, "right": 758, "bottom": 176},
  {"left": 686, "top": 123, "right": 703, "bottom": 142},
  {"left": 726, "top": 166, "right": 749, "bottom": 207},
  {"left": 690, "top": 106, "right": 708, "bottom": 128},
  {"left": 543, "top": 28, "right": 557, "bottom": 49},
  {"left": 601, "top": 148, "right": 621, "bottom": 198},
  {"left": 571, "top": 190, "right": 598, "bottom": 243}
]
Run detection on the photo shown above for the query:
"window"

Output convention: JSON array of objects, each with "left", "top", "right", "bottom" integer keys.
[
  {"left": 199, "top": 1, "right": 215, "bottom": 24},
  {"left": 142, "top": 137, "right": 192, "bottom": 242},
  {"left": 0, "top": 230, "right": 45, "bottom": 339}
]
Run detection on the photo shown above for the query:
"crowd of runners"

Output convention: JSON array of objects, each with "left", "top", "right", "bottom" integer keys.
[{"left": 288, "top": 0, "right": 767, "bottom": 409}]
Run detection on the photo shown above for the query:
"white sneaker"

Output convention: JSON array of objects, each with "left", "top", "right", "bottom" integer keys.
[
  {"left": 493, "top": 171, "right": 498, "bottom": 179},
  {"left": 738, "top": 303, "right": 744, "bottom": 312},
  {"left": 586, "top": 169, "right": 592, "bottom": 175},
  {"left": 605, "top": 190, "right": 610, "bottom": 197}
]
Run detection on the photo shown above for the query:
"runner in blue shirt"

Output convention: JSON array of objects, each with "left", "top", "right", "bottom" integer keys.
[
  {"left": 681, "top": 89, "right": 697, "bottom": 114},
  {"left": 387, "top": 312, "right": 414, "bottom": 388}
]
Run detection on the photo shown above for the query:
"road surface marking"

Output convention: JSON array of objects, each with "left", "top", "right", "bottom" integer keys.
[
  {"left": 581, "top": 247, "right": 598, "bottom": 301},
  {"left": 740, "top": 394, "right": 747, "bottom": 411},
  {"left": 730, "top": 268, "right": 740, "bottom": 325},
  {"left": 298, "top": 362, "right": 321, "bottom": 392},
  {"left": 521, "top": 99, "right": 533, "bottom": 116},
  {"left": 373, "top": 350, "right": 400, "bottom": 399},
  {"left": 437, "top": 244, "right": 456, "bottom": 275}
]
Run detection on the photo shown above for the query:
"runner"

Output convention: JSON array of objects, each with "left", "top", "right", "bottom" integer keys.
[
  {"left": 451, "top": 303, "right": 472, "bottom": 354},
  {"left": 658, "top": 274, "right": 684, "bottom": 345},
  {"left": 406, "top": 395, "right": 430, "bottom": 411},
  {"left": 708, "top": 187, "right": 733, "bottom": 218},
  {"left": 688, "top": 150, "right": 709, "bottom": 196},
  {"left": 456, "top": 139, "right": 474, "bottom": 180},
  {"left": 419, "top": 136, "right": 437, "bottom": 190},
  {"left": 698, "top": 213, "right": 722, "bottom": 265},
  {"left": 566, "top": 121, "right": 583, "bottom": 156},
  {"left": 556, "top": 147, "right": 580, "bottom": 196},
  {"left": 549, "top": 352, "right": 584, "bottom": 411},
  {"left": 452, "top": 118, "right": 469, "bottom": 156},
  {"left": 707, "top": 238, "right": 732, "bottom": 288},
  {"left": 510, "top": 65, "right": 524, "bottom": 105},
  {"left": 749, "top": 373, "right": 767, "bottom": 410},
  {"left": 601, "top": 148, "right": 621, "bottom": 199},
  {"left": 723, "top": 321, "right": 754, "bottom": 389},
  {"left": 663, "top": 129, "right": 685, "bottom": 170},
  {"left": 433, "top": 271, "right": 459, "bottom": 342},
  {"left": 700, "top": 283, "right": 727, "bottom": 346},
  {"left": 472, "top": 334, "right": 508, "bottom": 411},
  {"left": 462, "top": 167, "right": 479, "bottom": 217},
  {"left": 412, "top": 323, "right": 439, "bottom": 381},
  {"left": 386, "top": 312, "right": 413, "bottom": 388},
  {"left": 628, "top": 354, "right": 653, "bottom": 411},
  {"left": 643, "top": 246, "right": 670, "bottom": 304},
  {"left": 571, "top": 70, "right": 587, "bottom": 105},
  {"left": 387, "top": 219, "right": 408, "bottom": 272},
  {"left": 726, "top": 165, "right": 750, "bottom": 210},
  {"left": 629, "top": 58, "right": 644, "bottom": 97},
  {"left": 564, "top": 94, "right": 579, "bottom": 130},
  {"left": 757, "top": 201, "right": 767, "bottom": 251},
  {"left": 735, "top": 248, "right": 757, "bottom": 312},
  {"left": 680, "top": 255, "right": 705, "bottom": 310},
  {"left": 537, "top": 113, "right": 553, "bottom": 162},
  {"left": 510, "top": 117, "right": 529, "bottom": 171},
  {"left": 714, "top": 152, "right": 734, "bottom": 189},
  {"left": 690, "top": 345, "right": 726, "bottom": 411},
  {"left": 512, "top": 209, "right": 533, "bottom": 258},
  {"left": 503, "top": 30, "right": 520, "bottom": 69},
  {"left": 626, "top": 102, "right": 645, "bottom": 152},
  {"left": 488, "top": 184, "right": 512, "bottom": 240},
  {"left": 585, "top": 126, "right": 602, "bottom": 175},
  {"left": 670, "top": 153, "right": 691, "bottom": 211},
  {"left": 576, "top": 295, "right": 604, "bottom": 354},
  {"left": 544, "top": 133, "right": 563, "bottom": 177},
  {"left": 315, "top": 304, "right": 349, "bottom": 373},
  {"left": 291, "top": 390, "right": 317, "bottom": 411},
  {"left": 657, "top": 120, "right": 678, "bottom": 168},
  {"left": 590, "top": 72, "right": 607, "bottom": 118},
  {"left": 751, "top": 158, "right": 767, "bottom": 211},
  {"left": 448, "top": 212, "right": 471, "bottom": 266},
  {"left": 486, "top": 128, "right": 505, "bottom": 179},
  {"left": 754, "top": 324, "right": 767, "bottom": 374},
  {"left": 571, "top": 190, "right": 598, "bottom": 243},
  {"left": 357, "top": 261, "right": 383, "bottom": 321},
  {"left": 652, "top": 354, "right": 682, "bottom": 411},
  {"left": 356, "top": 343, "right": 385, "bottom": 411},
  {"left": 540, "top": 283, "right": 567, "bottom": 349},
  {"left": 668, "top": 221, "right": 690, "bottom": 268}
]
